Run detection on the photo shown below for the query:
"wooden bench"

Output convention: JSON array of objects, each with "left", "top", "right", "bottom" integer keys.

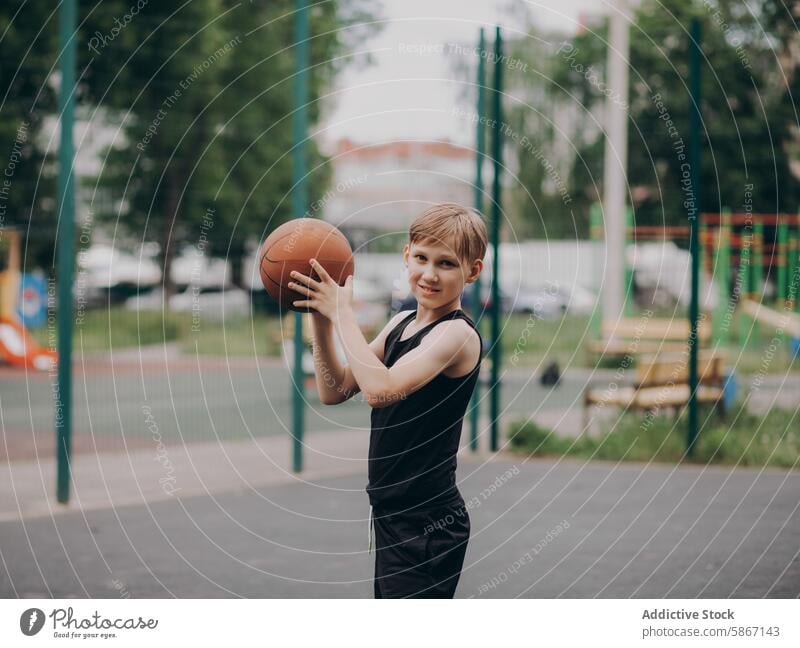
[
  {"left": 583, "top": 349, "right": 726, "bottom": 428},
  {"left": 587, "top": 316, "right": 712, "bottom": 359}
]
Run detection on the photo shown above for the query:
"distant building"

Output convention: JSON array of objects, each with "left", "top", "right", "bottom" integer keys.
[{"left": 322, "top": 138, "right": 475, "bottom": 252}]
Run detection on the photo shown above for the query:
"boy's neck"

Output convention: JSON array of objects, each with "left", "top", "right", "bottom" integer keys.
[{"left": 414, "top": 296, "right": 462, "bottom": 327}]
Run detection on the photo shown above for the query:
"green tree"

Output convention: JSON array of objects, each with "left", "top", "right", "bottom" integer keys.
[
  {"left": 510, "top": 0, "right": 798, "bottom": 237},
  {"left": 624, "top": 0, "right": 796, "bottom": 225},
  {"left": 0, "top": 1, "right": 58, "bottom": 270},
  {"left": 79, "top": 0, "right": 380, "bottom": 294}
]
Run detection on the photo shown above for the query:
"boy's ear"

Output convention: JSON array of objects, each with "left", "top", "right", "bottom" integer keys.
[
  {"left": 402, "top": 244, "right": 409, "bottom": 266},
  {"left": 465, "top": 258, "right": 483, "bottom": 283}
]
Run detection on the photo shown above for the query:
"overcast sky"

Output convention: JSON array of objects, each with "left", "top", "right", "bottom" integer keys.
[{"left": 318, "top": 0, "right": 609, "bottom": 147}]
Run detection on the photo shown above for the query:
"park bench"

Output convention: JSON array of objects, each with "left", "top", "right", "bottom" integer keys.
[
  {"left": 583, "top": 349, "right": 726, "bottom": 428},
  {"left": 587, "top": 316, "right": 712, "bottom": 359}
]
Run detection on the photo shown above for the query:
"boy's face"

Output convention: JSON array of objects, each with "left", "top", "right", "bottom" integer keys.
[{"left": 403, "top": 239, "right": 482, "bottom": 307}]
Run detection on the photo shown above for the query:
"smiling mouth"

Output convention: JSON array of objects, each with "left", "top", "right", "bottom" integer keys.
[{"left": 418, "top": 284, "right": 439, "bottom": 294}]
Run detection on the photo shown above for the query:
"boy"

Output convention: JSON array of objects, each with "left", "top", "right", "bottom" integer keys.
[{"left": 287, "top": 203, "right": 487, "bottom": 598}]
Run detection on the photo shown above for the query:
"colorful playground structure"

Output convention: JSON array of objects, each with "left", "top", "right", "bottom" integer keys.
[
  {"left": 588, "top": 205, "right": 800, "bottom": 353},
  {"left": 0, "top": 228, "right": 57, "bottom": 371},
  {"left": 584, "top": 207, "right": 799, "bottom": 422},
  {"left": 702, "top": 210, "right": 800, "bottom": 351}
]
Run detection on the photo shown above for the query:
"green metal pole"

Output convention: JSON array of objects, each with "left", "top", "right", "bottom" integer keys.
[
  {"left": 712, "top": 208, "right": 731, "bottom": 348},
  {"left": 687, "top": 18, "right": 701, "bottom": 457},
  {"left": 753, "top": 218, "right": 764, "bottom": 341},
  {"left": 56, "top": 0, "right": 77, "bottom": 505},
  {"left": 589, "top": 202, "right": 603, "bottom": 340},
  {"left": 489, "top": 26, "right": 503, "bottom": 453},
  {"left": 791, "top": 214, "right": 799, "bottom": 312},
  {"left": 624, "top": 206, "right": 634, "bottom": 316},
  {"left": 793, "top": 213, "right": 800, "bottom": 313},
  {"left": 700, "top": 211, "right": 708, "bottom": 281},
  {"left": 469, "top": 27, "right": 486, "bottom": 453},
  {"left": 737, "top": 225, "right": 752, "bottom": 348},
  {"left": 291, "top": 0, "right": 309, "bottom": 473},
  {"left": 777, "top": 218, "right": 788, "bottom": 306}
]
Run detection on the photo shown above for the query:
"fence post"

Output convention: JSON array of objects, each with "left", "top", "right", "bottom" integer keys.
[
  {"left": 737, "top": 222, "right": 752, "bottom": 349},
  {"left": 469, "top": 27, "right": 486, "bottom": 453},
  {"left": 56, "top": 0, "right": 77, "bottom": 504},
  {"left": 752, "top": 218, "right": 764, "bottom": 342},
  {"left": 712, "top": 208, "right": 731, "bottom": 348},
  {"left": 791, "top": 213, "right": 799, "bottom": 312},
  {"left": 291, "top": 0, "right": 309, "bottom": 473},
  {"left": 777, "top": 219, "right": 788, "bottom": 306}
]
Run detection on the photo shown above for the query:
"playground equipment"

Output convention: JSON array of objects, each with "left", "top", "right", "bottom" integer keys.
[
  {"left": 739, "top": 294, "right": 800, "bottom": 360},
  {"left": 701, "top": 211, "right": 800, "bottom": 352},
  {"left": 588, "top": 202, "right": 715, "bottom": 357},
  {"left": 589, "top": 205, "right": 800, "bottom": 355},
  {"left": 0, "top": 229, "right": 57, "bottom": 370},
  {"left": 740, "top": 299, "right": 800, "bottom": 336},
  {"left": 590, "top": 203, "right": 706, "bottom": 325}
]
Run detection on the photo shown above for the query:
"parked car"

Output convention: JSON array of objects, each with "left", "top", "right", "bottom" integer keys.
[
  {"left": 502, "top": 282, "right": 596, "bottom": 318},
  {"left": 125, "top": 287, "right": 167, "bottom": 312},
  {"left": 170, "top": 285, "right": 250, "bottom": 320},
  {"left": 508, "top": 286, "right": 567, "bottom": 319},
  {"left": 461, "top": 284, "right": 513, "bottom": 314}
]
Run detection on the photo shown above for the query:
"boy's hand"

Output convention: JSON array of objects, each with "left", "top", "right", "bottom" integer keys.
[{"left": 288, "top": 258, "right": 354, "bottom": 321}]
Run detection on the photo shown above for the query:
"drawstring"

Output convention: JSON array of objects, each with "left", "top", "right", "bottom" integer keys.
[{"left": 368, "top": 505, "right": 374, "bottom": 553}]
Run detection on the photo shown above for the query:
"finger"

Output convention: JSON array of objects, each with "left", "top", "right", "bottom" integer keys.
[
  {"left": 292, "top": 299, "right": 315, "bottom": 308},
  {"left": 288, "top": 281, "right": 313, "bottom": 295},
  {"left": 290, "top": 270, "right": 319, "bottom": 288},
  {"left": 309, "top": 258, "right": 332, "bottom": 282}
]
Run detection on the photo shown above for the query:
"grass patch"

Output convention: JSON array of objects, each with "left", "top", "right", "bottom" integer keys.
[
  {"left": 30, "top": 307, "right": 288, "bottom": 356},
  {"left": 508, "top": 402, "right": 799, "bottom": 469},
  {"left": 498, "top": 313, "right": 592, "bottom": 368},
  {"left": 182, "top": 313, "right": 285, "bottom": 357},
  {"left": 26, "top": 307, "right": 800, "bottom": 374},
  {"left": 32, "top": 307, "right": 187, "bottom": 352}
]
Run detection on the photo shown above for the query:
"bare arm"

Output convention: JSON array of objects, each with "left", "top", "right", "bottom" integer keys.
[
  {"left": 310, "top": 313, "right": 350, "bottom": 405},
  {"left": 334, "top": 313, "right": 475, "bottom": 409},
  {"left": 310, "top": 310, "right": 410, "bottom": 405}
]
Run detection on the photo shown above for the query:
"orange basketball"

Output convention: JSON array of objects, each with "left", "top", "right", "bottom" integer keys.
[{"left": 259, "top": 218, "right": 355, "bottom": 312}]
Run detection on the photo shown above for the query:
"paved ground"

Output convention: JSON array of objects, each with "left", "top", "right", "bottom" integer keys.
[
  {"left": 0, "top": 354, "right": 600, "bottom": 461},
  {"left": 2, "top": 353, "right": 797, "bottom": 598},
  {"left": 1, "top": 433, "right": 797, "bottom": 598},
  {"left": 3, "top": 351, "right": 796, "bottom": 461}
]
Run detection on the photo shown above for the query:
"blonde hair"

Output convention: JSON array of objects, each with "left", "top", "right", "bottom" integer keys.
[{"left": 408, "top": 203, "right": 488, "bottom": 265}]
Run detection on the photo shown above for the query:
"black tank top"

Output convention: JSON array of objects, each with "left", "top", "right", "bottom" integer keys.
[{"left": 367, "top": 308, "right": 483, "bottom": 514}]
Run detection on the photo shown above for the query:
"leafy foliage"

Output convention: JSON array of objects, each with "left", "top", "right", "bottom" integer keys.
[{"left": 505, "top": 0, "right": 799, "bottom": 237}]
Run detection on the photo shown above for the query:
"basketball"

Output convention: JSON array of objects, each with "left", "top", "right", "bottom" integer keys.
[{"left": 259, "top": 218, "right": 355, "bottom": 312}]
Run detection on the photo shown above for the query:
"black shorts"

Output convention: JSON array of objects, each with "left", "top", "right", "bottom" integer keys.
[{"left": 372, "top": 496, "right": 470, "bottom": 598}]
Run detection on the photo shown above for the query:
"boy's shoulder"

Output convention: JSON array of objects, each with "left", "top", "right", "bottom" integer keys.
[
  {"left": 387, "top": 309, "right": 479, "bottom": 350},
  {"left": 384, "top": 309, "right": 415, "bottom": 334},
  {"left": 434, "top": 317, "right": 480, "bottom": 346},
  {"left": 421, "top": 317, "right": 481, "bottom": 375}
]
